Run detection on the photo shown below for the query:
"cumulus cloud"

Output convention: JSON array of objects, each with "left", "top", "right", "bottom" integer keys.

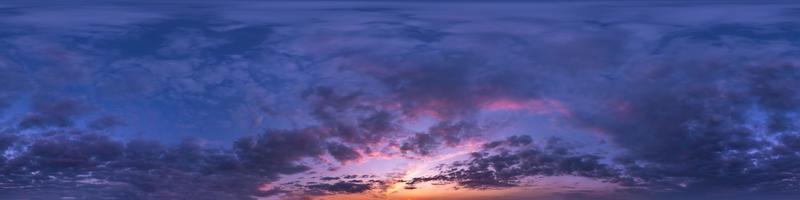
[
  {"left": 326, "top": 142, "right": 362, "bottom": 163},
  {"left": 408, "top": 136, "right": 621, "bottom": 189},
  {"left": 233, "top": 128, "right": 327, "bottom": 178},
  {"left": 399, "top": 120, "right": 488, "bottom": 156},
  {"left": 0, "top": 129, "right": 316, "bottom": 199},
  {"left": 566, "top": 48, "right": 800, "bottom": 195},
  {"left": 305, "top": 181, "right": 372, "bottom": 194}
]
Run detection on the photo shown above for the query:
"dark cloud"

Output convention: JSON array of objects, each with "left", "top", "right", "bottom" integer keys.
[
  {"left": 306, "top": 181, "right": 372, "bottom": 194},
  {"left": 400, "top": 132, "right": 439, "bottom": 156},
  {"left": 428, "top": 120, "right": 481, "bottom": 147},
  {"left": 408, "top": 136, "right": 621, "bottom": 189},
  {"left": 0, "top": 128, "right": 348, "bottom": 199},
  {"left": 233, "top": 128, "right": 327, "bottom": 178},
  {"left": 327, "top": 142, "right": 362, "bottom": 163},
  {"left": 302, "top": 87, "right": 400, "bottom": 146},
  {"left": 0, "top": 134, "right": 17, "bottom": 165},
  {"left": 399, "top": 22, "right": 800, "bottom": 197},
  {"left": 267, "top": 174, "right": 389, "bottom": 198},
  {"left": 27, "top": 134, "right": 123, "bottom": 169},
  {"left": 566, "top": 54, "right": 800, "bottom": 195},
  {"left": 401, "top": 120, "right": 482, "bottom": 156},
  {"left": 320, "top": 176, "right": 340, "bottom": 181},
  {"left": 353, "top": 21, "right": 793, "bottom": 198},
  {"left": 18, "top": 98, "right": 93, "bottom": 129},
  {"left": 343, "top": 174, "right": 359, "bottom": 179},
  {"left": 483, "top": 135, "right": 533, "bottom": 149}
]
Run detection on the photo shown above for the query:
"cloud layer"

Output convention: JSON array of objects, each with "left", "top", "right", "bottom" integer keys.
[{"left": 2, "top": 1, "right": 800, "bottom": 200}]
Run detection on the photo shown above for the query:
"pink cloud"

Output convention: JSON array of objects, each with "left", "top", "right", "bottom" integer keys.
[{"left": 481, "top": 98, "right": 570, "bottom": 115}]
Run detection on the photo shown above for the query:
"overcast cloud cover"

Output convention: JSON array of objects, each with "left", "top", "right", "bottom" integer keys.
[{"left": 2, "top": 1, "right": 800, "bottom": 200}]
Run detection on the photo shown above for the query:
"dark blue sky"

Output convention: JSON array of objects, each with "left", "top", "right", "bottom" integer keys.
[{"left": 2, "top": 1, "right": 800, "bottom": 200}]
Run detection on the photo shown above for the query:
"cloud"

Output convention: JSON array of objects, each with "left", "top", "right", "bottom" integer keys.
[
  {"left": 561, "top": 30, "right": 800, "bottom": 195},
  {"left": 399, "top": 120, "right": 489, "bottom": 156},
  {"left": 233, "top": 128, "right": 327, "bottom": 178},
  {"left": 483, "top": 135, "right": 533, "bottom": 149},
  {"left": 400, "top": 132, "right": 439, "bottom": 156},
  {"left": 327, "top": 142, "right": 362, "bottom": 163},
  {"left": 397, "top": 19, "right": 800, "bottom": 198},
  {"left": 305, "top": 181, "right": 373, "bottom": 194},
  {"left": 408, "top": 136, "right": 621, "bottom": 189},
  {"left": 0, "top": 134, "right": 17, "bottom": 165},
  {"left": 87, "top": 115, "right": 126, "bottom": 130},
  {"left": 0, "top": 129, "right": 316, "bottom": 199},
  {"left": 2, "top": 1, "right": 800, "bottom": 200},
  {"left": 302, "top": 86, "right": 395, "bottom": 145},
  {"left": 0, "top": 5, "right": 162, "bottom": 34},
  {"left": 18, "top": 98, "right": 94, "bottom": 129}
]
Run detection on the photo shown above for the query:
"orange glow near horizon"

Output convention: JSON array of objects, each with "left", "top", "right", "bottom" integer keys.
[
  {"left": 309, "top": 176, "right": 619, "bottom": 200},
  {"left": 254, "top": 104, "right": 614, "bottom": 200}
]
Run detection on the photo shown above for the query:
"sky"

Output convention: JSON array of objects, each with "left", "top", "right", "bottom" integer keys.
[{"left": 2, "top": 1, "right": 800, "bottom": 200}]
